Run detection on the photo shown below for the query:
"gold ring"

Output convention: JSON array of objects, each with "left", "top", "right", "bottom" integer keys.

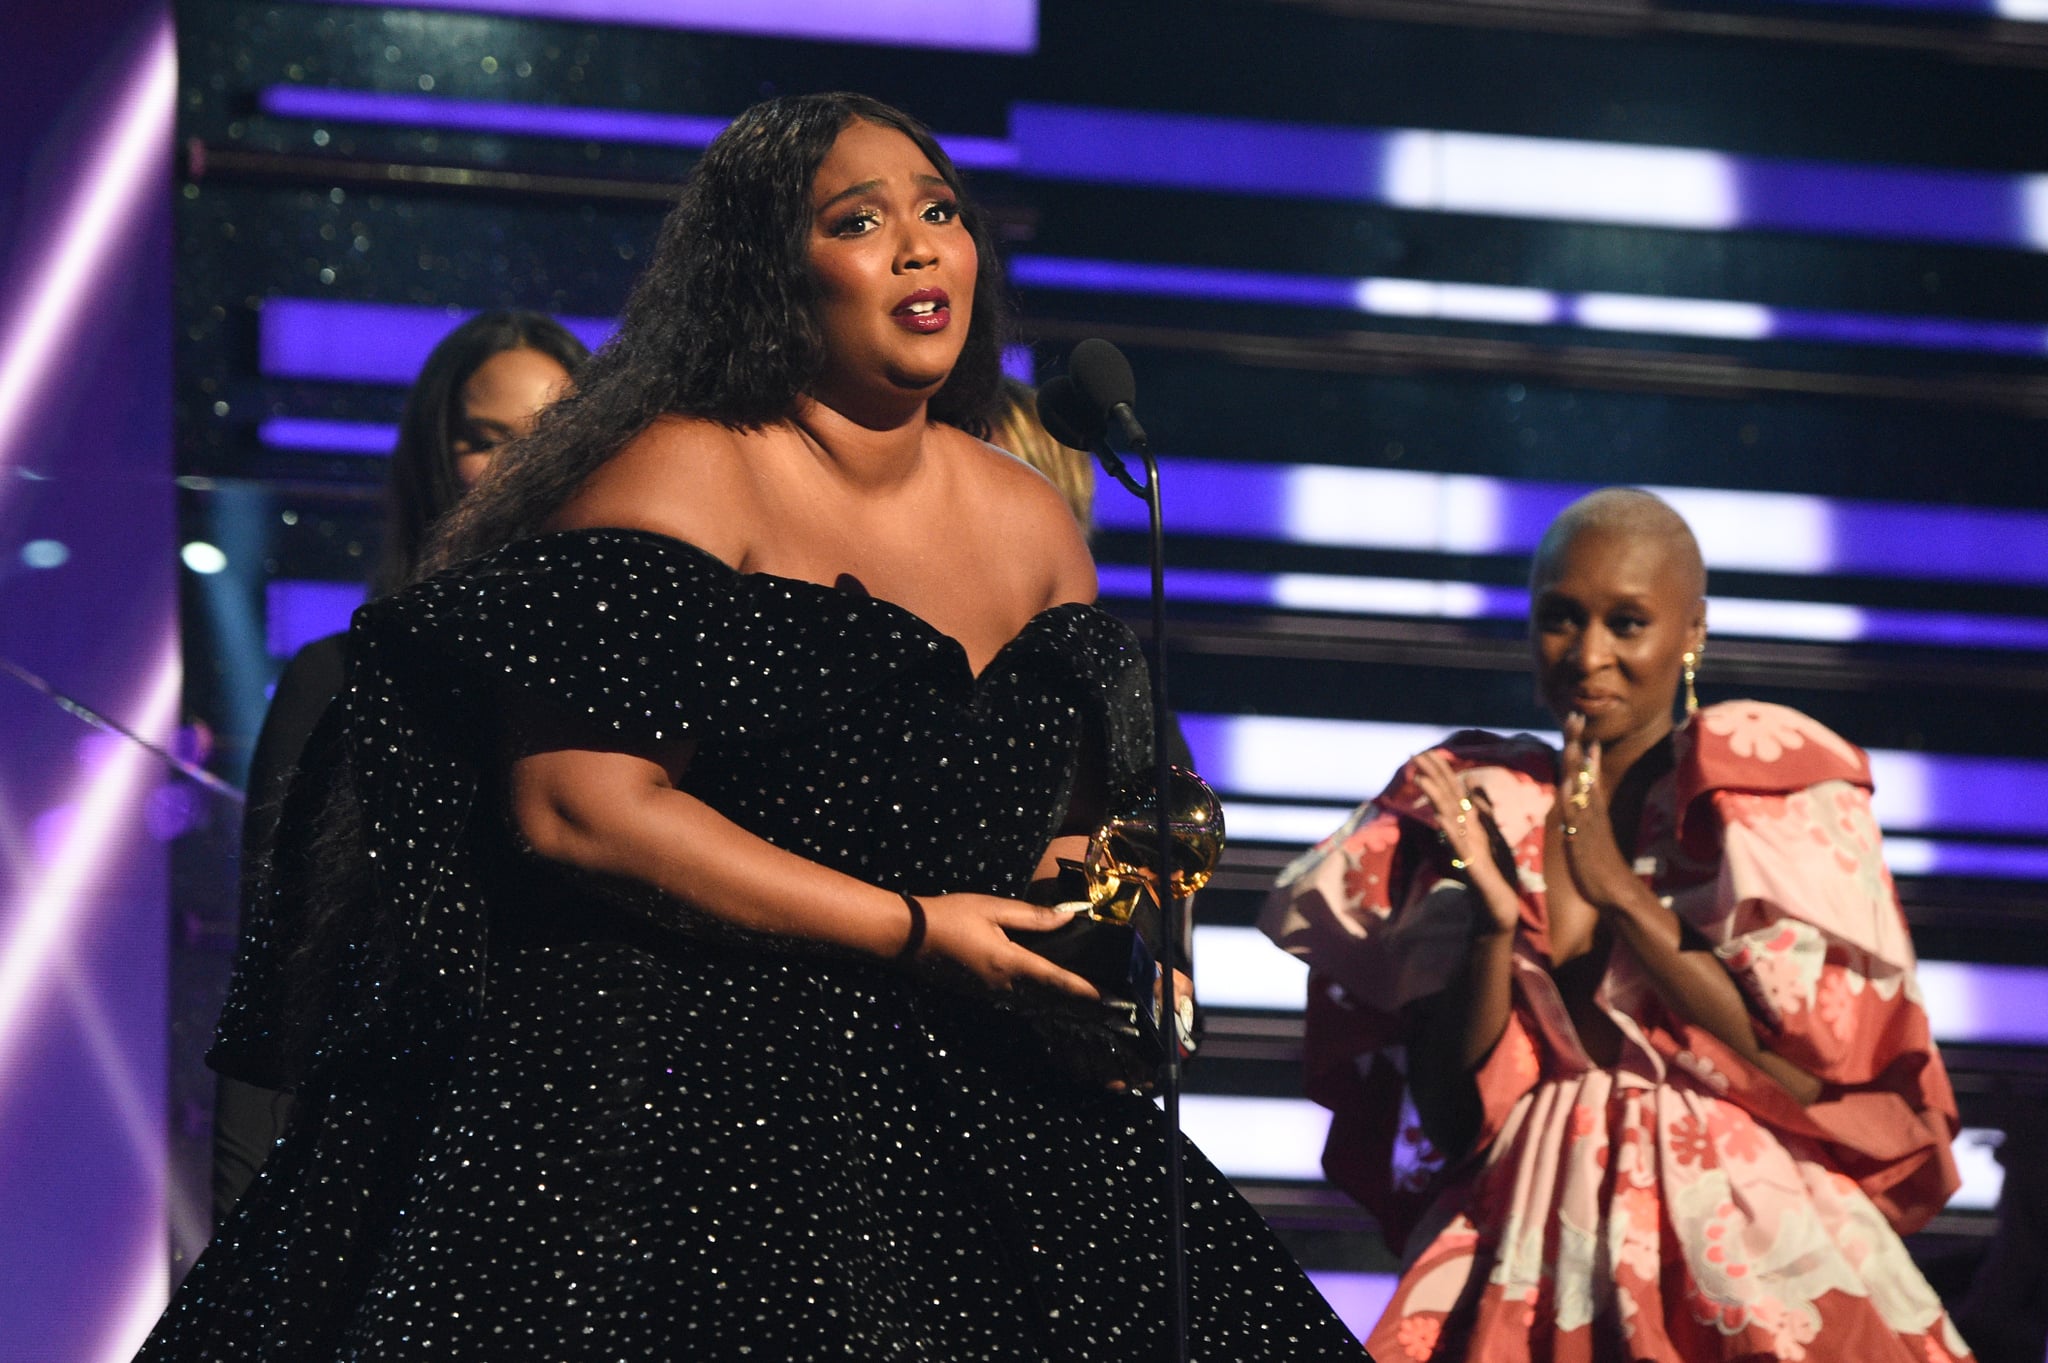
[
  {"left": 1562, "top": 823, "right": 1579, "bottom": 838},
  {"left": 1457, "top": 796, "right": 1473, "bottom": 813}
]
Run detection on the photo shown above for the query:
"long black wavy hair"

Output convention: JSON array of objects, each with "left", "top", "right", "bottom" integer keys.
[
  {"left": 370, "top": 309, "right": 590, "bottom": 597},
  {"left": 425, "top": 93, "right": 1010, "bottom": 574}
]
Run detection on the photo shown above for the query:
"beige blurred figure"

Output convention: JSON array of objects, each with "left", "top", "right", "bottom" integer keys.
[{"left": 988, "top": 377, "right": 1095, "bottom": 537}]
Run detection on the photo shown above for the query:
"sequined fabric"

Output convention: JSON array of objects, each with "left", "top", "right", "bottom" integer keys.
[{"left": 143, "top": 529, "right": 1363, "bottom": 1360}]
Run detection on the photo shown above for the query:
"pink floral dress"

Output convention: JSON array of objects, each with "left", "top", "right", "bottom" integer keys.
[{"left": 1260, "top": 701, "right": 1970, "bottom": 1362}]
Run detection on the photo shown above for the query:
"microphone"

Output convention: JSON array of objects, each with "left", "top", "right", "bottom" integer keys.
[
  {"left": 1068, "top": 338, "right": 1150, "bottom": 454},
  {"left": 1036, "top": 371, "right": 1144, "bottom": 499},
  {"left": 1033, "top": 375, "right": 1104, "bottom": 452}
]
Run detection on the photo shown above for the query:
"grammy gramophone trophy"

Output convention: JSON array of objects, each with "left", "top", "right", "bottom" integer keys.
[{"left": 1011, "top": 766, "right": 1224, "bottom": 1089}]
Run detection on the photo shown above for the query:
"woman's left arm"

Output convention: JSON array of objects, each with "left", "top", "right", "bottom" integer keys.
[{"left": 1561, "top": 722, "right": 1823, "bottom": 1106}]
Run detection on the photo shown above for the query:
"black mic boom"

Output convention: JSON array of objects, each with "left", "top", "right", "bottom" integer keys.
[{"left": 1033, "top": 375, "right": 1104, "bottom": 452}]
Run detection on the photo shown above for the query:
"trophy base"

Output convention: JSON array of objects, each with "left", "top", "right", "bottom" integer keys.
[{"left": 1008, "top": 871, "right": 1166, "bottom": 1089}]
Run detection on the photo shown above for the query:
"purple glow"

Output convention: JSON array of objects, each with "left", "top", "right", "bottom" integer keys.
[
  {"left": 259, "top": 300, "right": 613, "bottom": 385},
  {"left": 1001, "top": 345, "right": 1035, "bottom": 384},
  {"left": 1090, "top": 458, "right": 2048, "bottom": 590},
  {"left": 1304, "top": 1272, "right": 1392, "bottom": 1343},
  {"left": 257, "top": 417, "right": 397, "bottom": 454},
  {"left": 0, "top": 643, "right": 182, "bottom": 1092},
  {"left": 1010, "top": 103, "right": 2048, "bottom": 254},
  {"left": 1094, "top": 562, "right": 2048, "bottom": 652},
  {"left": 1180, "top": 712, "right": 2048, "bottom": 841},
  {"left": 266, "top": 579, "right": 365, "bottom": 657},
  {"left": 310, "top": 0, "right": 1037, "bottom": 52},
  {"left": 0, "top": 20, "right": 175, "bottom": 484},
  {"left": 1012, "top": 103, "right": 1386, "bottom": 202},
  {"left": 1010, "top": 254, "right": 2048, "bottom": 359},
  {"left": 1735, "top": 159, "right": 2026, "bottom": 248},
  {"left": 258, "top": 86, "right": 1020, "bottom": 170}
]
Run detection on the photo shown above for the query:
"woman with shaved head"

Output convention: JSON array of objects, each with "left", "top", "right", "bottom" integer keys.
[{"left": 1265, "top": 488, "right": 1970, "bottom": 1361}]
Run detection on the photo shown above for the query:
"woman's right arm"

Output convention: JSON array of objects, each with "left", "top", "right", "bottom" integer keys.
[
  {"left": 509, "top": 742, "right": 1099, "bottom": 997},
  {"left": 1401, "top": 750, "right": 1521, "bottom": 1157}
]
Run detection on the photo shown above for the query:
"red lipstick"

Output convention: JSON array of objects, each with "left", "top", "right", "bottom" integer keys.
[{"left": 891, "top": 287, "right": 951, "bottom": 333}]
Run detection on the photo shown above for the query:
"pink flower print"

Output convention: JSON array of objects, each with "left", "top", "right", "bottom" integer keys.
[
  {"left": 1703, "top": 703, "right": 1809, "bottom": 764},
  {"left": 1706, "top": 1101, "right": 1765, "bottom": 1164},
  {"left": 1671, "top": 1114, "right": 1717, "bottom": 1170},
  {"left": 1395, "top": 1312, "right": 1442, "bottom": 1361},
  {"left": 1815, "top": 969, "right": 1855, "bottom": 1041},
  {"left": 1569, "top": 1103, "right": 1598, "bottom": 1142}
]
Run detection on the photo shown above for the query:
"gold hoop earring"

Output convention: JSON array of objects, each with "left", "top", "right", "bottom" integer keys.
[{"left": 1682, "top": 649, "right": 1701, "bottom": 718}]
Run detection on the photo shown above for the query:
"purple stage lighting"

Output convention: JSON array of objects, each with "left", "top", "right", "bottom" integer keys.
[
  {"left": 1011, "top": 254, "right": 2048, "bottom": 358},
  {"left": 311, "top": 0, "right": 1038, "bottom": 52}
]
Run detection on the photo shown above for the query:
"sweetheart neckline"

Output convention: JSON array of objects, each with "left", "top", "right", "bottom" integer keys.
[{"left": 550, "top": 526, "right": 1110, "bottom": 684}]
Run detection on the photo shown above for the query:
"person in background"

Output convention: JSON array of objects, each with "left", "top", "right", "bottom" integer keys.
[
  {"left": 1263, "top": 486, "right": 1969, "bottom": 1361},
  {"left": 989, "top": 376, "right": 1095, "bottom": 535},
  {"left": 206, "top": 310, "right": 585, "bottom": 1222}
]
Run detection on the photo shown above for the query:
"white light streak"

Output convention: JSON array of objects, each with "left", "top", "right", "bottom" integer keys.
[
  {"left": 1176, "top": 1093, "right": 1334, "bottom": 1181},
  {"left": 1270, "top": 573, "right": 1491, "bottom": 618},
  {"left": 1646, "top": 484, "right": 1836, "bottom": 574},
  {"left": 86, "top": 1242, "right": 169, "bottom": 1363},
  {"left": 1864, "top": 751, "right": 1932, "bottom": 832},
  {"left": 1354, "top": 276, "right": 1559, "bottom": 325},
  {"left": 1283, "top": 468, "right": 1507, "bottom": 554},
  {"left": 0, "top": 640, "right": 181, "bottom": 1085},
  {"left": 1575, "top": 292, "right": 1772, "bottom": 340},
  {"left": 0, "top": 18, "right": 175, "bottom": 482},
  {"left": 1702, "top": 595, "right": 1865, "bottom": 642},
  {"left": 2024, "top": 175, "right": 2048, "bottom": 253},
  {"left": 1195, "top": 924, "right": 1312, "bottom": 1010},
  {"left": 1383, "top": 130, "right": 1740, "bottom": 229},
  {"left": 179, "top": 541, "right": 228, "bottom": 574}
]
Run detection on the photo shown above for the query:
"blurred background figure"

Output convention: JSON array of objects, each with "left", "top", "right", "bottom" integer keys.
[{"left": 207, "top": 311, "right": 585, "bottom": 1222}]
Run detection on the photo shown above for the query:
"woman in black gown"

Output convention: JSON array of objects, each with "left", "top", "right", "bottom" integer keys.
[{"left": 139, "top": 93, "right": 1362, "bottom": 1360}]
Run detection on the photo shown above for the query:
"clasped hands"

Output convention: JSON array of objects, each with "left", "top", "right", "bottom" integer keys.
[{"left": 1412, "top": 712, "right": 1650, "bottom": 934}]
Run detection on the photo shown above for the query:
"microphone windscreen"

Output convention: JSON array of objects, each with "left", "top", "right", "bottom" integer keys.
[
  {"left": 1033, "top": 376, "right": 1103, "bottom": 450},
  {"left": 1068, "top": 338, "right": 1137, "bottom": 418}
]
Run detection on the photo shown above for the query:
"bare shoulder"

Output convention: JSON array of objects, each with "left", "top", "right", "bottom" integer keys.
[
  {"left": 549, "top": 415, "right": 758, "bottom": 565},
  {"left": 951, "top": 426, "right": 1098, "bottom": 608}
]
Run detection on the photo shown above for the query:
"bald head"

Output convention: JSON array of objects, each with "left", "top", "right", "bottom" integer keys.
[{"left": 1531, "top": 488, "right": 1706, "bottom": 602}]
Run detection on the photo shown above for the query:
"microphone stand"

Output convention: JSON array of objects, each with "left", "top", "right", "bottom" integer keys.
[{"left": 1094, "top": 433, "right": 1189, "bottom": 1363}]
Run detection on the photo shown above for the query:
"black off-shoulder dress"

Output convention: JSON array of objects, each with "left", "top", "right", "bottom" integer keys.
[{"left": 141, "top": 529, "right": 1363, "bottom": 1361}]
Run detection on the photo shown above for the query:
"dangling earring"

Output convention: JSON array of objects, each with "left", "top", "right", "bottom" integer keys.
[{"left": 1681, "top": 648, "right": 1701, "bottom": 718}]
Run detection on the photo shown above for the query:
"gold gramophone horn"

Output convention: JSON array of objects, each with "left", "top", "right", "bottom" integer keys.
[{"left": 1081, "top": 765, "right": 1226, "bottom": 926}]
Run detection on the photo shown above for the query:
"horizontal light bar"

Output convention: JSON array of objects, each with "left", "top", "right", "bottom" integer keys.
[
  {"left": 1011, "top": 104, "right": 2048, "bottom": 253},
  {"left": 308, "top": 0, "right": 1038, "bottom": 52},
  {"left": 266, "top": 580, "right": 364, "bottom": 657},
  {"left": 1196, "top": 925, "right": 2048, "bottom": 1049},
  {"left": 258, "top": 301, "right": 1035, "bottom": 392},
  {"left": 251, "top": 87, "right": 2048, "bottom": 252},
  {"left": 1304, "top": 1273, "right": 1391, "bottom": 1343},
  {"left": 1095, "top": 564, "right": 2048, "bottom": 653},
  {"left": 1092, "top": 460, "right": 2048, "bottom": 589},
  {"left": 260, "top": 301, "right": 614, "bottom": 386},
  {"left": 256, "top": 417, "right": 397, "bottom": 455},
  {"left": 1010, "top": 255, "right": 2048, "bottom": 359},
  {"left": 1182, "top": 713, "right": 2048, "bottom": 837},
  {"left": 258, "top": 86, "right": 1020, "bottom": 170},
  {"left": 1180, "top": 1087, "right": 2006, "bottom": 1211},
  {"left": 1775, "top": 0, "right": 2041, "bottom": 18}
]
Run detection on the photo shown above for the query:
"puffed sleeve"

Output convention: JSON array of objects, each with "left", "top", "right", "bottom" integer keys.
[
  {"left": 1664, "top": 702, "right": 1961, "bottom": 1233},
  {"left": 1258, "top": 732, "right": 1556, "bottom": 1250}
]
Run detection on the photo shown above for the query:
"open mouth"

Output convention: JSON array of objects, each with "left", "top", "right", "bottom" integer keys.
[{"left": 892, "top": 288, "right": 952, "bottom": 332}]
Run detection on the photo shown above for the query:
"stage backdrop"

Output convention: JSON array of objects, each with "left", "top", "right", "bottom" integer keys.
[
  {"left": 0, "top": 3, "right": 182, "bottom": 1361},
  {"left": 0, "top": 0, "right": 2030, "bottom": 1354}
]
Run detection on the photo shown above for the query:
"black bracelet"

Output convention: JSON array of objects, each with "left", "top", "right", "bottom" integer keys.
[{"left": 895, "top": 890, "right": 927, "bottom": 961}]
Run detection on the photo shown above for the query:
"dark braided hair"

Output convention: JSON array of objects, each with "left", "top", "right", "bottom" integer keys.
[{"left": 424, "top": 93, "right": 1010, "bottom": 575}]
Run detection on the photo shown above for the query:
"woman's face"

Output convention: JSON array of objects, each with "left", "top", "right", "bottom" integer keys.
[
  {"left": 450, "top": 346, "right": 574, "bottom": 488},
  {"left": 804, "top": 118, "right": 976, "bottom": 416},
  {"left": 1530, "top": 527, "right": 1706, "bottom": 750}
]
